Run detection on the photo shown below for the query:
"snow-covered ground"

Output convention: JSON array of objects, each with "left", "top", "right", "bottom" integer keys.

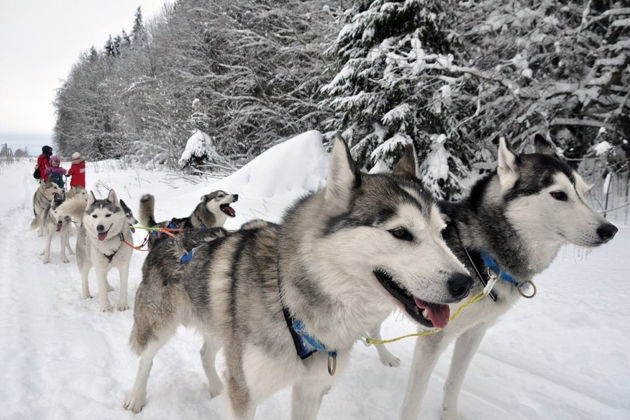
[{"left": 1, "top": 134, "right": 629, "bottom": 419}]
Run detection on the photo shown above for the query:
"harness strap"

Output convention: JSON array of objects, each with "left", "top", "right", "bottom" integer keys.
[{"left": 104, "top": 233, "right": 125, "bottom": 263}]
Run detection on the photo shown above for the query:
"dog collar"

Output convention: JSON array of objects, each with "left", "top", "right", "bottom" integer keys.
[
  {"left": 480, "top": 250, "right": 536, "bottom": 298},
  {"left": 281, "top": 308, "right": 337, "bottom": 375}
]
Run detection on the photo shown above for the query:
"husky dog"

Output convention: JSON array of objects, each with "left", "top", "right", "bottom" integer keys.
[
  {"left": 123, "top": 137, "right": 474, "bottom": 418},
  {"left": 66, "top": 185, "right": 88, "bottom": 201},
  {"left": 40, "top": 192, "right": 73, "bottom": 264},
  {"left": 76, "top": 190, "right": 135, "bottom": 311},
  {"left": 139, "top": 191, "right": 238, "bottom": 229},
  {"left": 31, "top": 180, "right": 63, "bottom": 236},
  {"left": 386, "top": 136, "right": 618, "bottom": 420}
]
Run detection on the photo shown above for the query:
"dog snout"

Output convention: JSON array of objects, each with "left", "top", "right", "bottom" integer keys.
[
  {"left": 596, "top": 223, "right": 618, "bottom": 243},
  {"left": 97, "top": 224, "right": 105, "bottom": 233},
  {"left": 232, "top": 194, "right": 239, "bottom": 202},
  {"left": 447, "top": 273, "right": 473, "bottom": 301}
]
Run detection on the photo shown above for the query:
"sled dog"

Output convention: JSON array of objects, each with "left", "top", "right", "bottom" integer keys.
[
  {"left": 40, "top": 192, "right": 73, "bottom": 264},
  {"left": 139, "top": 190, "right": 238, "bottom": 247},
  {"left": 384, "top": 136, "right": 618, "bottom": 420},
  {"left": 123, "top": 137, "right": 474, "bottom": 418},
  {"left": 75, "top": 190, "right": 136, "bottom": 311},
  {"left": 31, "top": 180, "right": 63, "bottom": 236}
]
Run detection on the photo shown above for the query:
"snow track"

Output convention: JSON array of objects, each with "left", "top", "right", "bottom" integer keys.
[{"left": 1, "top": 157, "right": 629, "bottom": 419}]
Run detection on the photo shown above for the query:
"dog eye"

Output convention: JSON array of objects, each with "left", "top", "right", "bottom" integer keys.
[
  {"left": 389, "top": 227, "right": 414, "bottom": 241},
  {"left": 92, "top": 215, "right": 97, "bottom": 219},
  {"left": 105, "top": 214, "right": 112, "bottom": 218},
  {"left": 550, "top": 191, "right": 568, "bottom": 201}
]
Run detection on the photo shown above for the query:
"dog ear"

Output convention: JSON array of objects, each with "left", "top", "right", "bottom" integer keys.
[
  {"left": 534, "top": 133, "right": 556, "bottom": 155},
  {"left": 87, "top": 191, "right": 96, "bottom": 207},
  {"left": 325, "top": 135, "right": 361, "bottom": 211},
  {"left": 393, "top": 144, "right": 419, "bottom": 179},
  {"left": 107, "top": 189, "right": 119, "bottom": 205},
  {"left": 497, "top": 137, "right": 519, "bottom": 191}
]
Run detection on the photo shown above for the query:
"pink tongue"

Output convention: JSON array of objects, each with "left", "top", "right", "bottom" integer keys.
[
  {"left": 56, "top": 223, "right": 62, "bottom": 232},
  {"left": 414, "top": 298, "right": 450, "bottom": 329},
  {"left": 223, "top": 205, "right": 236, "bottom": 217},
  {"left": 97, "top": 232, "right": 108, "bottom": 241}
]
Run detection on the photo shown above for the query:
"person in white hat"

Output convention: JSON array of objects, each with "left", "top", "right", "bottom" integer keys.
[{"left": 67, "top": 152, "right": 86, "bottom": 188}]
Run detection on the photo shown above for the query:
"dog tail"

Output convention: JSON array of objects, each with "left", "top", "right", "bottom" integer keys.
[
  {"left": 57, "top": 197, "right": 88, "bottom": 225},
  {"left": 30, "top": 216, "right": 40, "bottom": 230},
  {"left": 139, "top": 194, "right": 156, "bottom": 227}
]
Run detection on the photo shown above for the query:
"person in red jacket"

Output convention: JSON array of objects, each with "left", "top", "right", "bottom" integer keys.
[
  {"left": 67, "top": 152, "right": 86, "bottom": 188},
  {"left": 36, "top": 145, "right": 53, "bottom": 181}
]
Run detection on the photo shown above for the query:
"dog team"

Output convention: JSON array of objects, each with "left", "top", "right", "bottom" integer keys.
[{"left": 29, "top": 135, "right": 617, "bottom": 420}]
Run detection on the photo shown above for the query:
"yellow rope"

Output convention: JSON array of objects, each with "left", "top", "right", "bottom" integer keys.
[{"left": 364, "top": 290, "right": 488, "bottom": 345}]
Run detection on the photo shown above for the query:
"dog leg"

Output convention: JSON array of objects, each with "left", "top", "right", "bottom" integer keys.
[
  {"left": 200, "top": 335, "right": 223, "bottom": 398},
  {"left": 66, "top": 235, "right": 74, "bottom": 255},
  {"left": 124, "top": 339, "right": 167, "bottom": 414},
  {"left": 80, "top": 264, "right": 92, "bottom": 299},
  {"left": 441, "top": 324, "right": 488, "bottom": 420},
  {"left": 290, "top": 381, "right": 329, "bottom": 420},
  {"left": 42, "top": 231, "right": 53, "bottom": 264},
  {"left": 368, "top": 324, "right": 401, "bottom": 367},
  {"left": 116, "top": 264, "right": 130, "bottom": 311},
  {"left": 225, "top": 374, "right": 256, "bottom": 420},
  {"left": 95, "top": 267, "right": 113, "bottom": 311},
  {"left": 400, "top": 332, "right": 448, "bottom": 420},
  {"left": 60, "top": 231, "right": 69, "bottom": 263}
]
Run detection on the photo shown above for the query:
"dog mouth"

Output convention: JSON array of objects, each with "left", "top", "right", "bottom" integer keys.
[
  {"left": 220, "top": 204, "right": 236, "bottom": 217},
  {"left": 97, "top": 228, "right": 110, "bottom": 241},
  {"left": 373, "top": 269, "right": 450, "bottom": 329},
  {"left": 56, "top": 222, "right": 63, "bottom": 232}
]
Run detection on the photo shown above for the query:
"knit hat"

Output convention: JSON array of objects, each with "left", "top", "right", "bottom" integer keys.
[
  {"left": 42, "top": 145, "right": 52, "bottom": 156},
  {"left": 71, "top": 152, "right": 84, "bottom": 164},
  {"left": 50, "top": 156, "right": 61, "bottom": 166}
]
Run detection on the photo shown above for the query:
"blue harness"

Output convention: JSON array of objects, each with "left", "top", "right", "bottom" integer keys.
[{"left": 480, "top": 250, "right": 537, "bottom": 298}]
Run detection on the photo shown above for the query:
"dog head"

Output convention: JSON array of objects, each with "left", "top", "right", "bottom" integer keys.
[
  {"left": 201, "top": 190, "right": 239, "bottom": 218},
  {"left": 41, "top": 181, "right": 62, "bottom": 201},
  {"left": 304, "top": 137, "right": 473, "bottom": 329},
  {"left": 50, "top": 192, "right": 70, "bottom": 232},
  {"left": 67, "top": 186, "right": 88, "bottom": 201},
  {"left": 84, "top": 189, "right": 128, "bottom": 241},
  {"left": 491, "top": 135, "right": 617, "bottom": 248}
]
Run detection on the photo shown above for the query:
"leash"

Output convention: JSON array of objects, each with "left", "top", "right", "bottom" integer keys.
[
  {"left": 121, "top": 233, "right": 150, "bottom": 252},
  {"left": 132, "top": 225, "right": 183, "bottom": 238}
]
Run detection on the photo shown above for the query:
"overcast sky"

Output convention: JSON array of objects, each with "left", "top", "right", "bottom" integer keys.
[{"left": 0, "top": 0, "right": 167, "bottom": 137}]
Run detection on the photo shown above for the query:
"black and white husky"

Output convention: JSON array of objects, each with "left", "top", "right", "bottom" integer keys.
[
  {"left": 123, "top": 137, "right": 474, "bottom": 418},
  {"left": 73, "top": 190, "right": 138, "bottom": 312},
  {"left": 378, "top": 136, "right": 618, "bottom": 420}
]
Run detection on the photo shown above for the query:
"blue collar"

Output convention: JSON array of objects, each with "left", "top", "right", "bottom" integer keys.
[
  {"left": 480, "top": 250, "right": 518, "bottom": 286},
  {"left": 291, "top": 319, "right": 337, "bottom": 360}
]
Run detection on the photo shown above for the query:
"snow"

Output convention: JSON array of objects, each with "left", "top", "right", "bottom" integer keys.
[
  {"left": 178, "top": 129, "right": 220, "bottom": 168},
  {"left": 1, "top": 132, "right": 630, "bottom": 419},
  {"left": 593, "top": 140, "right": 613, "bottom": 156}
]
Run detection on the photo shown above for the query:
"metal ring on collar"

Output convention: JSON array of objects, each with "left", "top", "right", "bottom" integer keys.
[
  {"left": 517, "top": 280, "right": 537, "bottom": 299},
  {"left": 327, "top": 354, "right": 337, "bottom": 376}
]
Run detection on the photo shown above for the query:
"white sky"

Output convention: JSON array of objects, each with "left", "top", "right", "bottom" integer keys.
[{"left": 0, "top": 0, "right": 167, "bottom": 136}]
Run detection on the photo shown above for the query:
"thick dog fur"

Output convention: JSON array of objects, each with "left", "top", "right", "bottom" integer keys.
[
  {"left": 40, "top": 192, "right": 73, "bottom": 264},
  {"left": 379, "top": 136, "right": 618, "bottom": 420},
  {"left": 31, "top": 180, "right": 63, "bottom": 236},
  {"left": 123, "top": 137, "right": 474, "bottom": 419},
  {"left": 138, "top": 190, "right": 238, "bottom": 247},
  {"left": 75, "top": 190, "right": 136, "bottom": 312}
]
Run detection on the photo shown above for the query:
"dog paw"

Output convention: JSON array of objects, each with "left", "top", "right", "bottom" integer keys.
[
  {"left": 208, "top": 383, "right": 223, "bottom": 399},
  {"left": 117, "top": 303, "right": 129, "bottom": 311},
  {"left": 101, "top": 304, "right": 114, "bottom": 312},
  {"left": 379, "top": 353, "right": 401, "bottom": 368},
  {"left": 123, "top": 396, "right": 146, "bottom": 414},
  {"left": 441, "top": 407, "right": 461, "bottom": 420},
  {"left": 81, "top": 292, "right": 93, "bottom": 299},
  {"left": 62, "top": 258, "right": 70, "bottom": 264}
]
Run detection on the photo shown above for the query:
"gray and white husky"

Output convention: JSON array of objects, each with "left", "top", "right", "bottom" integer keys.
[
  {"left": 31, "top": 180, "right": 63, "bottom": 236},
  {"left": 75, "top": 190, "right": 137, "bottom": 312},
  {"left": 40, "top": 192, "right": 73, "bottom": 264},
  {"left": 123, "top": 137, "right": 474, "bottom": 419},
  {"left": 379, "top": 136, "right": 618, "bottom": 420}
]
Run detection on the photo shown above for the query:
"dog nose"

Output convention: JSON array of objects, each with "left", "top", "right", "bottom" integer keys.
[
  {"left": 97, "top": 224, "right": 105, "bottom": 232},
  {"left": 596, "top": 223, "right": 618, "bottom": 242},
  {"left": 447, "top": 273, "right": 473, "bottom": 300},
  {"left": 233, "top": 194, "right": 239, "bottom": 201}
]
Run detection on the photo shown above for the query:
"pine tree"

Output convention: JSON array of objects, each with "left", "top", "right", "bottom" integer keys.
[{"left": 131, "top": 7, "right": 147, "bottom": 48}]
